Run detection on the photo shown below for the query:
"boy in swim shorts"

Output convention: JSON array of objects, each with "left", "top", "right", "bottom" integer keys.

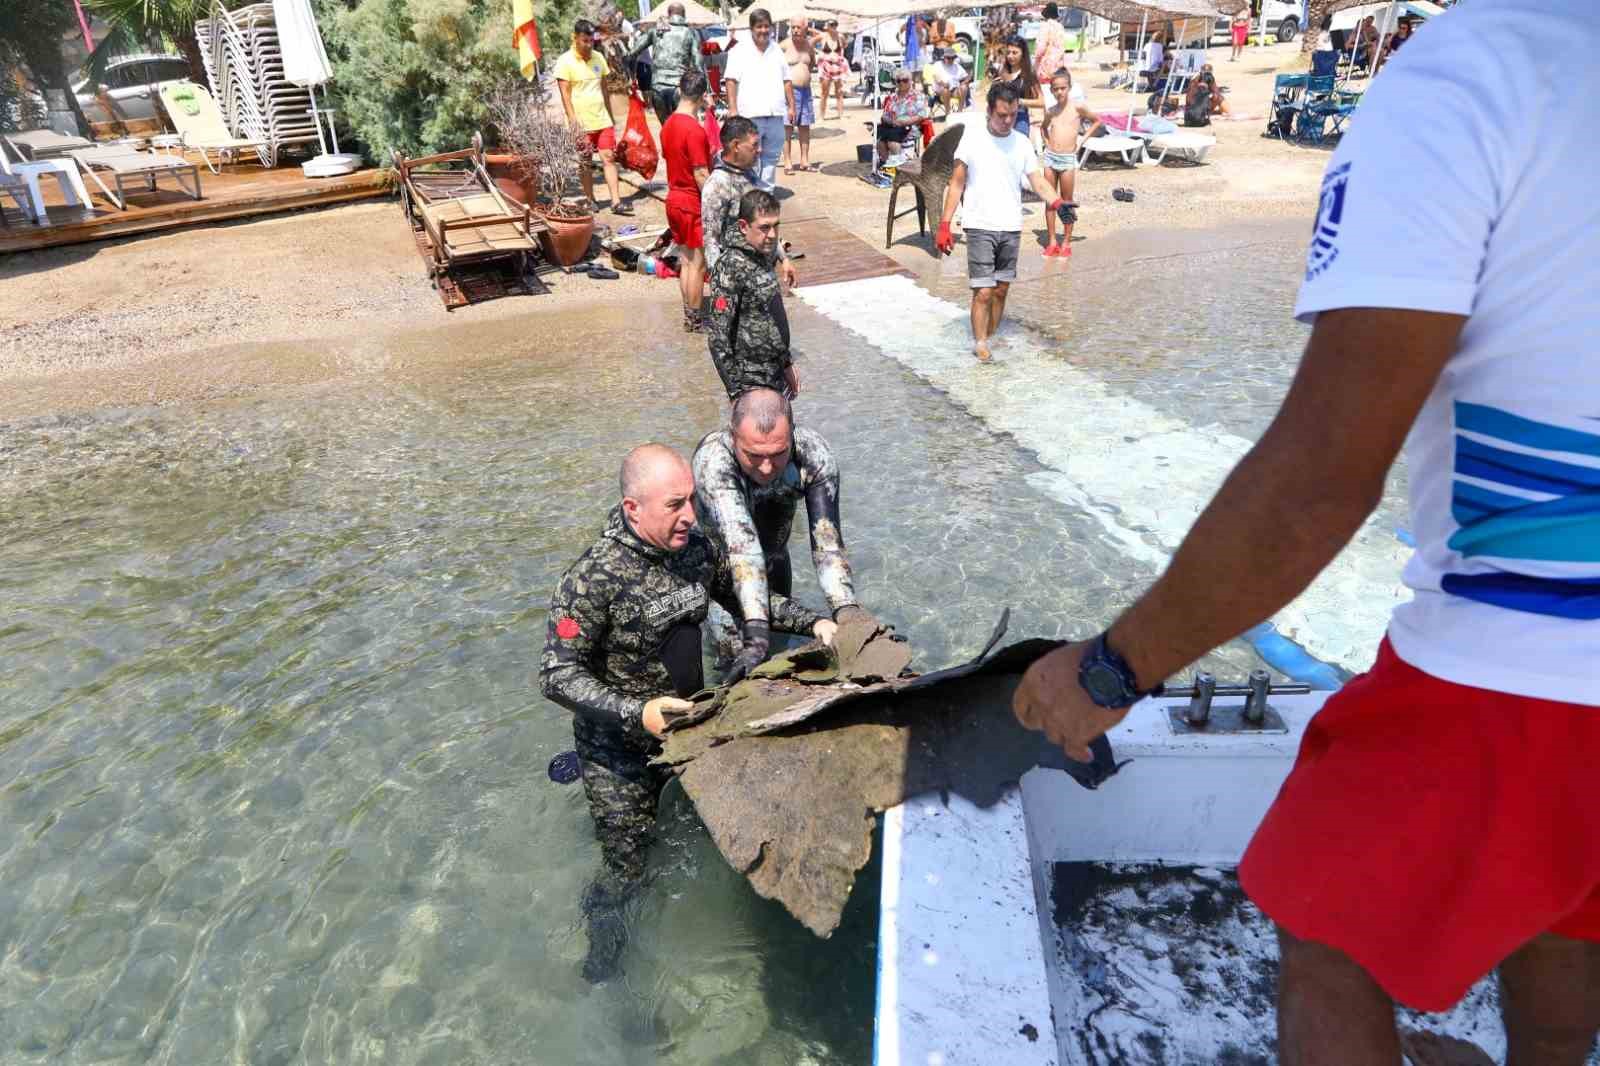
[{"left": 1040, "top": 70, "right": 1082, "bottom": 258}]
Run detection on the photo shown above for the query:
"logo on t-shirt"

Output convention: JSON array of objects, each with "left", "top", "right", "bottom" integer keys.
[{"left": 1306, "top": 162, "right": 1350, "bottom": 281}]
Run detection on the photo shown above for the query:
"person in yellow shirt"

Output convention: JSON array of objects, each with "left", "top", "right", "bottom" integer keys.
[{"left": 555, "top": 19, "right": 631, "bottom": 215}]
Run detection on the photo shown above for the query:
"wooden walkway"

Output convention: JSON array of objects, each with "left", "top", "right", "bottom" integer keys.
[
  {"left": 783, "top": 214, "right": 911, "bottom": 289},
  {"left": 0, "top": 163, "right": 389, "bottom": 255}
]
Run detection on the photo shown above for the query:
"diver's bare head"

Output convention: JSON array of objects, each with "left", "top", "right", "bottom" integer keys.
[
  {"left": 730, "top": 389, "right": 793, "bottom": 487},
  {"left": 620, "top": 443, "right": 696, "bottom": 550}
]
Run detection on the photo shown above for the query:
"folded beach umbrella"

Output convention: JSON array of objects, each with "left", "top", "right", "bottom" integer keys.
[{"left": 272, "top": 0, "right": 361, "bottom": 175}]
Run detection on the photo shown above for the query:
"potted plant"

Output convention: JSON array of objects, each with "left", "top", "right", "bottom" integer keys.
[{"left": 489, "top": 78, "right": 595, "bottom": 267}]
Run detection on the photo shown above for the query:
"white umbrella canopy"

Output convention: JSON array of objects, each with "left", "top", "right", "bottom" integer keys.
[{"left": 272, "top": 0, "right": 332, "bottom": 87}]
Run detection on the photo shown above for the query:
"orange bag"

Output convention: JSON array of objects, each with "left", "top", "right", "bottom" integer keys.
[{"left": 621, "top": 92, "right": 659, "bottom": 180}]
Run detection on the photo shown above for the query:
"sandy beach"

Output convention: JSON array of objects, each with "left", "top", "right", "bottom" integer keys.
[{"left": 0, "top": 42, "right": 1330, "bottom": 421}]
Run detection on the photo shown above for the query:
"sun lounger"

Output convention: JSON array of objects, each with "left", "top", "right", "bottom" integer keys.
[
  {"left": 1077, "top": 133, "right": 1145, "bottom": 168},
  {"left": 1143, "top": 130, "right": 1215, "bottom": 164},
  {"left": 392, "top": 132, "right": 548, "bottom": 285},
  {"left": 1, "top": 136, "right": 93, "bottom": 222},
  {"left": 157, "top": 81, "right": 269, "bottom": 173},
  {"left": 69, "top": 146, "right": 202, "bottom": 210},
  {"left": 7, "top": 129, "right": 95, "bottom": 160}
]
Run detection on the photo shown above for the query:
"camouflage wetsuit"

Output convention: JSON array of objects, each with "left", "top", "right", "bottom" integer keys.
[
  {"left": 700, "top": 161, "right": 789, "bottom": 274},
  {"left": 539, "top": 505, "right": 821, "bottom": 976},
  {"left": 706, "top": 228, "right": 792, "bottom": 400},
  {"left": 692, "top": 427, "right": 858, "bottom": 650}
]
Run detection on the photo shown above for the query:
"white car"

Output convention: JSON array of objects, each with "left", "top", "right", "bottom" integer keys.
[
  {"left": 1213, "top": 0, "right": 1304, "bottom": 43},
  {"left": 855, "top": 14, "right": 984, "bottom": 69},
  {"left": 73, "top": 54, "right": 191, "bottom": 125}
]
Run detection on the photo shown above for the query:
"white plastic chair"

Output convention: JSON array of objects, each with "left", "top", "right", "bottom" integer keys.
[{"left": 0, "top": 137, "right": 91, "bottom": 222}]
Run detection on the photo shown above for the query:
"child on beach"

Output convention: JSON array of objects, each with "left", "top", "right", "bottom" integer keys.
[{"left": 1040, "top": 71, "right": 1082, "bottom": 258}]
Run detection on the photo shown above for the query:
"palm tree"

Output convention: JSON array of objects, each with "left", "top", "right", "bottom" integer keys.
[
  {"left": 1302, "top": 0, "right": 1334, "bottom": 53},
  {"left": 84, "top": 0, "right": 211, "bottom": 85}
]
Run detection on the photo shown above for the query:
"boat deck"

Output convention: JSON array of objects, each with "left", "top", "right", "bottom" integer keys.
[{"left": 0, "top": 160, "right": 389, "bottom": 255}]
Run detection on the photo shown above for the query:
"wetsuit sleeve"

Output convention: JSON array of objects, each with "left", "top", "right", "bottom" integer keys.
[
  {"left": 539, "top": 567, "right": 646, "bottom": 729},
  {"left": 766, "top": 590, "right": 823, "bottom": 636},
  {"left": 802, "top": 447, "right": 858, "bottom": 613},
  {"left": 696, "top": 454, "right": 772, "bottom": 626},
  {"left": 704, "top": 536, "right": 820, "bottom": 636},
  {"left": 701, "top": 180, "right": 727, "bottom": 271}
]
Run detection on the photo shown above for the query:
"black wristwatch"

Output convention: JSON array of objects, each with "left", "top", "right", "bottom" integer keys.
[{"left": 1078, "top": 632, "right": 1163, "bottom": 710}]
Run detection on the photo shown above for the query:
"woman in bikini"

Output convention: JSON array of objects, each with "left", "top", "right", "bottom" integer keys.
[{"left": 812, "top": 20, "right": 850, "bottom": 122}]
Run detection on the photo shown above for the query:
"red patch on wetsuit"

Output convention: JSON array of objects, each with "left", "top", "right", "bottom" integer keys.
[
  {"left": 714, "top": 296, "right": 728, "bottom": 312},
  {"left": 556, "top": 616, "right": 581, "bottom": 639}
]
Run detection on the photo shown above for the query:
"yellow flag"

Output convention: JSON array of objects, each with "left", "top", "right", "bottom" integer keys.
[{"left": 513, "top": 0, "right": 541, "bottom": 78}]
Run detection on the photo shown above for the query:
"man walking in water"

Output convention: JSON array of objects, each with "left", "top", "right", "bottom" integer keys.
[
  {"left": 693, "top": 388, "right": 872, "bottom": 676},
  {"left": 541, "top": 444, "right": 834, "bottom": 982},
  {"left": 1013, "top": 2, "right": 1600, "bottom": 1061},
  {"left": 935, "top": 81, "right": 1075, "bottom": 362},
  {"left": 700, "top": 116, "right": 797, "bottom": 288},
  {"left": 706, "top": 189, "right": 799, "bottom": 400}
]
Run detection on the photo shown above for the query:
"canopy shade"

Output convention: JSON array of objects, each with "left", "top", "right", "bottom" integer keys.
[
  {"left": 1069, "top": 0, "right": 1227, "bottom": 21},
  {"left": 656, "top": 0, "right": 726, "bottom": 27},
  {"left": 1330, "top": 0, "right": 1441, "bottom": 11},
  {"left": 730, "top": 0, "right": 813, "bottom": 28}
]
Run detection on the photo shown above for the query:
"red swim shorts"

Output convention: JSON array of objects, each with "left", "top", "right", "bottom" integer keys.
[
  {"left": 1239, "top": 638, "right": 1600, "bottom": 1012},
  {"left": 666, "top": 196, "right": 703, "bottom": 250},
  {"left": 582, "top": 126, "right": 617, "bottom": 153}
]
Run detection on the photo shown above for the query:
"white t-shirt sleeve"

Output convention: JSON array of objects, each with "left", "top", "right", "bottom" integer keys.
[
  {"left": 724, "top": 47, "right": 746, "bottom": 83},
  {"left": 1295, "top": 25, "right": 1511, "bottom": 324}
]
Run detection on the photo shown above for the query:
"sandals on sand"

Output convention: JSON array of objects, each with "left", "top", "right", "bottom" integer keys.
[
  {"left": 611, "top": 201, "right": 634, "bottom": 216},
  {"left": 781, "top": 241, "right": 806, "bottom": 260}
]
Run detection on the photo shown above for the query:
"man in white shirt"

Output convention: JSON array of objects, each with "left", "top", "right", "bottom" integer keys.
[
  {"left": 934, "top": 81, "right": 1072, "bottom": 363},
  {"left": 928, "top": 48, "right": 970, "bottom": 114},
  {"left": 722, "top": 9, "right": 796, "bottom": 191},
  {"left": 1011, "top": 3, "right": 1600, "bottom": 1062}
]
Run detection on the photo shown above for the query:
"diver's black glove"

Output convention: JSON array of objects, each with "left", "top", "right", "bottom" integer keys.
[
  {"left": 832, "top": 604, "right": 875, "bottom": 626},
  {"left": 718, "top": 619, "right": 771, "bottom": 687}
]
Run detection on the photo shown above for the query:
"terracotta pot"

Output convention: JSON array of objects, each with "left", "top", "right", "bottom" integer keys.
[
  {"left": 537, "top": 208, "right": 596, "bottom": 267},
  {"left": 483, "top": 153, "right": 539, "bottom": 208}
]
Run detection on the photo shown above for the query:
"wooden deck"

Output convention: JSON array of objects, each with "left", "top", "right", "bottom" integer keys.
[
  {"left": 0, "top": 161, "right": 390, "bottom": 255},
  {"left": 784, "top": 214, "right": 912, "bottom": 289}
]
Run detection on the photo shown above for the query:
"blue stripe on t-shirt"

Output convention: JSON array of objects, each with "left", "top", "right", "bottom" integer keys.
[
  {"left": 1456, "top": 402, "right": 1600, "bottom": 458},
  {"left": 1440, "top": 571, "right": 1600, "bottom": 620}
]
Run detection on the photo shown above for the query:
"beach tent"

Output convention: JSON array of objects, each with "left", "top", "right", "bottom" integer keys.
[{"left": 1329, "top": 0, "right": 1441, "bottom": 78}]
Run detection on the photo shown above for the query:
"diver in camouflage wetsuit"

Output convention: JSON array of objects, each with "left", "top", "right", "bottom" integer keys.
[
  {"left": 706, "top": 188, "right": 802, "bottom": 400},
  {"left": 693, "top": 389, "right": 872, "bottom": 666},
  {"left": 539, "top": 443, "right": 834, "bottom": 982},
  {"left": 699, "top": 116, "right": 795, "bottom": 284}
]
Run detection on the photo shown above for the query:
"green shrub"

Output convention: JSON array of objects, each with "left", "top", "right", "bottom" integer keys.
[{"left": 316, "top": 0, "right": 585, "bottom": 162}]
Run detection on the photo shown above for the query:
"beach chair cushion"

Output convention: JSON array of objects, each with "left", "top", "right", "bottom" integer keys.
[{"left": 72, "top": 147, "right": 194, "bottom": 174}]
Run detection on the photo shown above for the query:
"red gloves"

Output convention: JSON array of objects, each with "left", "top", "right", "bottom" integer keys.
[{"left": 935, "top": 221, "right": 954, "bottom": 255}]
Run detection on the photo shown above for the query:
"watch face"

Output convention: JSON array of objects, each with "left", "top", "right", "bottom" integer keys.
[{"left": 1081, "top": 661, "right": 1128, "bottom": 707}]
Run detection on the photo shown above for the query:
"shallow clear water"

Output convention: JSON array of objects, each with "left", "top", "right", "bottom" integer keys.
[{"left": 0, "top": 231, "right": 1366, "bottom": 1064}]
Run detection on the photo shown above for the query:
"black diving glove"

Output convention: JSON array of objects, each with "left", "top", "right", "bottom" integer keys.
[
  {"left": 718, "top": 619, "right": 771, "bottom": 687},
  {"left": 832, "top": 604, "right": 875, "bottom": 626}
]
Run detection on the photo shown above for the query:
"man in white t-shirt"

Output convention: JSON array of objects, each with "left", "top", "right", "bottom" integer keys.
[
  {"left": 935, "top": 81, "right": 1073, "bottom": 363},
  {"left": 723, "top": 9, "right": 796, "bottom": 191},
  {"left": 1011, "top": 3, "right": 1600, "bottom": 1061}
]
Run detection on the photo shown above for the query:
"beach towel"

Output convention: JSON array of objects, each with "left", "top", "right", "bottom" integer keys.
[{"left": 167, "top": 83, "right": 202, "bottom": 116}]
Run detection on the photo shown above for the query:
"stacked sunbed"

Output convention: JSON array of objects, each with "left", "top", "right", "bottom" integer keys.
[{"left": 195, "top": 3, "right": 320, "bottom": 166}]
